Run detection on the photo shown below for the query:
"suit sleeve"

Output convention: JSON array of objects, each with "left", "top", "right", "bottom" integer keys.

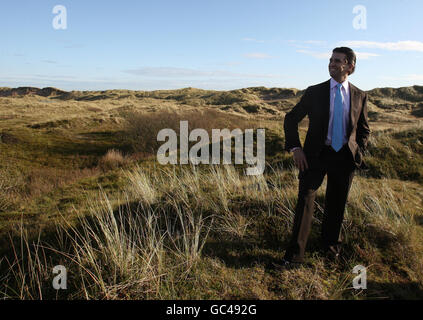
[
  {"left": 284, "top": 87, "right": 311, "bottom": 151},
  {"left": 356, "top": 92, "right": 370, "bottom": 153}
]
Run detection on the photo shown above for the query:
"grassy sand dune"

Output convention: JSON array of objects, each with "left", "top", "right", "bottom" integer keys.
[{"left": 0, "top": 86, "right": 422, "bottom": 299}]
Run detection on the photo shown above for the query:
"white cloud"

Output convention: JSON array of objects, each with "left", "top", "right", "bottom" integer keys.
[
  {"left": 355, "top": 52, "right": 380, "bottom": 59},
  {"left": 64, "top": 44, "right": 85, "bottom": 49},
  {"left": 242, "top": 38, "right": 265, "bottom": 43},
  {"left": 339, "top": 40, "right": 423, "bottom": 52},
  {"left": 243, "top": 52, "right": 273, "bottom": 59},
  {"left": 287, "top": 40, "right": 327, "bottom": 49},
  {"left": 41, "top": 60, "right": 57, "bottom": 64},
  {"left": 1, "top": 74, "right": 115, "bottom": 83},
  {"left": 303, "top": 40, "right": 327, "bottom": 46},
  {"left": 297, "top": 50, "right": 379, "bottom": 60},
  {"left": 296, "top": 50, "right": 331, "bottom": 59},
  {"left": 124, "top": 67, "right": 210, "bottom": 77},
  {"left": 404, "top": 74, "right": 423, "bottom": 81},
  {"left": 123, "top": 67, "right": 278, "bottom": 79},
  {"left": 289, "top": 40, "right": 327, "bottom": 46},
  {"left": 381, "top": 74, "right": 423, "bottom": 81},
  {"left": 0, "top": 73, "right": 286, "bottom": 91}
]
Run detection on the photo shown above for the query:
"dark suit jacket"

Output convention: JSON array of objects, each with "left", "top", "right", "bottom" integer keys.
[{"left": 284, "top": 79, "right": 370, "bottom": 168}]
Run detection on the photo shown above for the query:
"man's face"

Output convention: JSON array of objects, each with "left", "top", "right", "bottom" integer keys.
[{"left": 328, "top": 52, "right": 353, "bottom": 81}]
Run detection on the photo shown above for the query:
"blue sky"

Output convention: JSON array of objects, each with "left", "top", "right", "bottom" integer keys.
[{"left": 1, "top": 0, "right": 422, "bottom": 91}]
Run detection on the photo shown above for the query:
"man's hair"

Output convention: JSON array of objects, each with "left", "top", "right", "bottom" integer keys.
[{"left": 333, "top": 47, "right": 356, "bottom": 75}]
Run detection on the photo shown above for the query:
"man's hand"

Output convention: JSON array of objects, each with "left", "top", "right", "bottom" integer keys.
[{"left": 293, "top": 148, "right": 308, "bottom": 172}]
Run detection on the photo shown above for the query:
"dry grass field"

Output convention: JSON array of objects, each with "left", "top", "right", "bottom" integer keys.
[{"left": 0, "top": 85, "right": 422, "bottom": 299}]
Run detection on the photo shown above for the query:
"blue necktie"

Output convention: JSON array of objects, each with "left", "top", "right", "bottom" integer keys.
[{"left": 331, "top": 83, "right": 343, "bottom": 152}]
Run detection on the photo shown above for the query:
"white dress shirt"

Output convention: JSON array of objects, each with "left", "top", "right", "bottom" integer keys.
[{"left": 326, "top": 78, "right": 350, "bottom": 146}]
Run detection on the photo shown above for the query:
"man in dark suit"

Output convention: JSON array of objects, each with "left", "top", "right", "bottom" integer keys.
[{"left": 283, "top": 47, "right": 370, "bottom": 265}]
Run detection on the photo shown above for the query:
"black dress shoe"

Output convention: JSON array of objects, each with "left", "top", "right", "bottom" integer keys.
[
  {"left": 323, "top": 249, "right": 341, "bottom": 263},
  {"left": 321, "top": 244, "right": 342, "bottom": 261},
  {"left": 273, "top": 259, "right": 302, "bottom": 270}
]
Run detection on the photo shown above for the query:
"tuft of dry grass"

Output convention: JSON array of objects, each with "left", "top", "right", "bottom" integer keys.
[{"left": 97, "top": 149, "right": 130, "bottom": 171}]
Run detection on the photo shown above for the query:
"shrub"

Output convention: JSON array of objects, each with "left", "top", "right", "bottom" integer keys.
[
  {"left": 97, "top": 149, "right": 129, "bottom": 171},
  {"left": 122, "top": 109, "right": 253, "bottom": 156}
]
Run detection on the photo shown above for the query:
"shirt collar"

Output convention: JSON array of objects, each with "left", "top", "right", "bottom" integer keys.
[{"left": 330, "top": 78, "right": 349, "bottom": 91}]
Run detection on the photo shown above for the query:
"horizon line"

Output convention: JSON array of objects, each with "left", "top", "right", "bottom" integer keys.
[{"left": 1, "top": 83, "right": 423, "bottom": 93}]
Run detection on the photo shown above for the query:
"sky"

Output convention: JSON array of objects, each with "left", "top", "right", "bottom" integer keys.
[{"left": 1, "top": 0, "right": 422, "bottom": 91}]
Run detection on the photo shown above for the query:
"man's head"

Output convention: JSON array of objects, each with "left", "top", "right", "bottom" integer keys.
[{"left": 329, "top": 47, "right": 356, "bottom": 82}]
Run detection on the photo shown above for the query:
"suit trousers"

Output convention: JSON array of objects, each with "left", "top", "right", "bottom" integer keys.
[{"left": 284, "top": 145, "right": 356, "bottom": 263}]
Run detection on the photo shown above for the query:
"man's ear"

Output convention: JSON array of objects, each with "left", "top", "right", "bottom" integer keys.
[{"left": 348, "top": 63, "right": 355, "bottom": 75}]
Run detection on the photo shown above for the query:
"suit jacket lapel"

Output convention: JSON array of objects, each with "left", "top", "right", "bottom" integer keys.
[
  {"left": 322, "top": 79, "right": 331, "bottom": 138},
  {"left": 349, "top": 83, "right": 357, "bottom": 133}
]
